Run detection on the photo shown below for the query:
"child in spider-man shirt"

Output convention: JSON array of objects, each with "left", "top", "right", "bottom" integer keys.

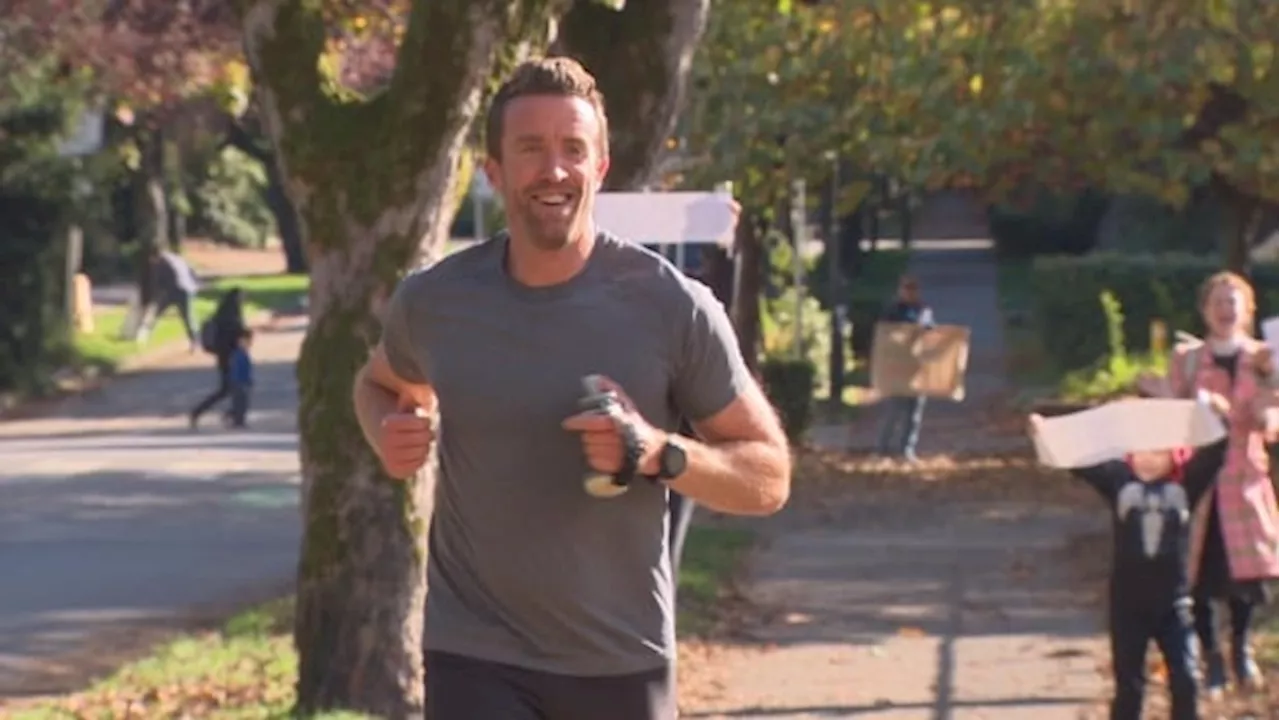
[{"left": 1028, "top": 413, "right": 1228, "bottom": 720}]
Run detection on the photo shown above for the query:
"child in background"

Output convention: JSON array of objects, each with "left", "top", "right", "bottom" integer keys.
[
  {"left": 225, "top": 328, "right": 254, "bottom": 429},
  {"left": 1028, "top": 413, "right": 1228, "bottom": 720}
]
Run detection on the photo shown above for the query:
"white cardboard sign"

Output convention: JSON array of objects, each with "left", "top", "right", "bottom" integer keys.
[
  {"left": 1032, "top": 398, "right": 1226, "bottom": 469},
  {"left": 593, "top": 192, "right": 736, "bottom": 247}
]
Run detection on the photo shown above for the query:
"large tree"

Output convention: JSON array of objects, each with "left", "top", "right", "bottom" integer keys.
[
  {"left": 858, "top": 0, "right": 1277, "bottom": 268},
  {"left": 234, "top": 0, "right": 709, "bottom": 714},
  {"left": 682, "top": 0, "right": 1277, "bottom": 266}
]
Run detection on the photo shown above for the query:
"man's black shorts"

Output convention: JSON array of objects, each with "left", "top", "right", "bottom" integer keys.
[{"left": 426, "top": 650, "right": 675, "bottom": 720}]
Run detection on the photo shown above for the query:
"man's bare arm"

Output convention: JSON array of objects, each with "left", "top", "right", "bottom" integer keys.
[
  {"left": 353, "top": 342, "right": 436, "bottom": 458},
  {"left": 664, "top": 382, "right": 791, "bottom": 516}
]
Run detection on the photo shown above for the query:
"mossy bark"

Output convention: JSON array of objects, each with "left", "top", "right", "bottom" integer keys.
[
  {"left": 554, "top": 0, "right": 711, "bottom": 190},
  {"left": 238, "top": 1, "right": 561, "bottom": 716}
]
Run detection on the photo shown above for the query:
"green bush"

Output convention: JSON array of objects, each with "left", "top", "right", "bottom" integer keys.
[
  {"left": 0, "top": 59, "right": 89, "bottom": 395},
  {"left": 1028, "top": 252, "right": 1280, "bottom": 371},
  {"left": 761, "top": 356, "right": 817, "bottom": 443},
  {"left": 193, "top": 146, "right": 275, "bottom": 248},
  {"left": 1057, "top": 290, "right": 1168, "bottom": 401}
]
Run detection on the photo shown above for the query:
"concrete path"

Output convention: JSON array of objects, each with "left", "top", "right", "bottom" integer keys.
[
  {"left": 684, "top": 234, "right": 1110, "bottom": 719},
  {"left": 0, "top": 318, "right": 305, "bottom": 697}
]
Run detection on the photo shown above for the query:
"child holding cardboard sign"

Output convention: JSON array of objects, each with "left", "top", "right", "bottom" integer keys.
[{"left": 1028, "top": 408, "right": 1228, "bottom": 720}]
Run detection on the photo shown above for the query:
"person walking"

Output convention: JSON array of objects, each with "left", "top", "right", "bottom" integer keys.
[
  {"left": 876, "top": 274, "right": 934, "bottom": 461},
  {"left": 351, "top": 57, "right": 791, "bottom": 720},
  {"left": 189, "top": 287, "right": 246, "bottom": 429},
  {"left": 138, "top": 248, "right": 200, "bottom": 350},
  {"left": 1140, "top": 271, "right": 1279, "bottom": 697}
]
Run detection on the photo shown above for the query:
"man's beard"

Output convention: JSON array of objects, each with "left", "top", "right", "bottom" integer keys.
[{"left": 515, "top": 195, "right": 585, "bottom": 251}]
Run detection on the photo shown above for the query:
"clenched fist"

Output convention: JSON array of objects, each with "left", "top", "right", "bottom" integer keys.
[
  {"left": 560, "top": 376, "right": 663, "bottom": 478},
  {"left": 378, "top": 397, "right": 435, "bottom": 479}
]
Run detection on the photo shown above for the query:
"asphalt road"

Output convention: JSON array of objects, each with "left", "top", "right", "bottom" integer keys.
[{"left": 0, "top": 320, "right": 305, "bottom": 697}]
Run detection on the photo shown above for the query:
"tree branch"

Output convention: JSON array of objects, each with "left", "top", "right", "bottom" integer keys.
[
  {"left": 554, "top": 0, "right": 711, "bottom": 191},
  {"left": 374, "top": 0, "right": 563, "bottom": 249},
  {"left": 223, "top": 115, "right": 271, "bottom": 163},
  {"left": 237, "top": 0, "right": 335, "bottom": 212}
]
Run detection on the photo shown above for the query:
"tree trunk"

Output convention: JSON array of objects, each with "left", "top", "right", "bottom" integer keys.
[
  {"left": 701, "top": 246, "right": 734, "bottom": 306},
  {"left": 731, "top": 213, "right": 764, "bottom": 376},
  {"left": 225, "top": 116, "right": 308, "bottom": 273},
  {"left": 128, "top": 124, "right": 171, "bottom": 340},
  {"left": 264, "top": 158, "right": 308, "bottom": 273},
  {"left": 1212, "top": 175, "right": 1264, "bottom": 274},
  {"left": 553, "top": 0, "right": 711, "bottom": 190},
  {"left": 239, "top": 1, "right": 561, "bottom": 716},
  {"left": 164, "top": 138, "right": 187, "bottom": 253}
]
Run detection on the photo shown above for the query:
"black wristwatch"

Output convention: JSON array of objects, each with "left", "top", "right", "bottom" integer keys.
[{"left": 648, "top": 437, "right": 688, "bottom": 483}]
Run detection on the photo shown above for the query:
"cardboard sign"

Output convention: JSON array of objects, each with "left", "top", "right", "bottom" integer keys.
[
  {"left": 593, "top": 192, "right": 736, "bottom": 247},
  {"left": 1032, "top": 398, "right": 1226, "bottom": 469},
  {"left": 870, "top": 322, "right": 971, "bottom": 401}
]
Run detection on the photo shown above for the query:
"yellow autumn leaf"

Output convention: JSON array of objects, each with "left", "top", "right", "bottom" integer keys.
[{"left": 968, "top": 74, "right": 983, "bottom": 95}]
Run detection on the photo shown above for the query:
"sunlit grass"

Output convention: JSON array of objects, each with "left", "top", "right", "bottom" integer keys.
[
  {"left": 5, "top": 527, "right": 753, "bottom": 719},
  {"left": 72, "top": 275, "right": 309, "bottom": 369}
]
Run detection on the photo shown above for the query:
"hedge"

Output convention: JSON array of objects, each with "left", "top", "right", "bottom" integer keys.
[
  {"left": 1028, "top": 252, "right": 1280, "bottom": 371},
  {"left": 987, "top": 189, "right": 1109, "bottom": 258}
]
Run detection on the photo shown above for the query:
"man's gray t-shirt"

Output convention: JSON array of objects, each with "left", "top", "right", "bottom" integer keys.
[{"left": 381, "top": 232, "right": 753, "bottom": 677}]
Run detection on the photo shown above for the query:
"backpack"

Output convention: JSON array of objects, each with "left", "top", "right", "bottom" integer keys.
[{"left": 199, "top": 318, "right": 219, "bottom": 354}]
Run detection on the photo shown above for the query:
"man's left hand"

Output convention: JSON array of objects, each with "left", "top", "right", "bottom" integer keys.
[{"left": 561, "top": 376, "right": 666, "bottom": 477}]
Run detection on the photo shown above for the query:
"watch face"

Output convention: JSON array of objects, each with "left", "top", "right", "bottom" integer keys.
[{"left": 662, "top": 441, "right": 688, "bottom": 479}]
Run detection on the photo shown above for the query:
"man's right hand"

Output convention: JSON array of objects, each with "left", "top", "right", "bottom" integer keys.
[{"left": 378, "top": 398, "right": 435, "bottom": 479}]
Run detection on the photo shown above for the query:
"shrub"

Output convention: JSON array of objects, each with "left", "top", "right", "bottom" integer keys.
[
  {"left": 193, "top": 146, "right": 275, "bottom": 248},
  {"left": 761, "top": 356, "right": 817, "bottom": 443},
  {"left": 1028, "top": 252, "right": 1280, "bottom": 371},
  {"left": 761, "top": 286, "right": 830, "bottom": 394},
  {"left": 1057, "top": 290, "right": 1168, "bottom": 401}
]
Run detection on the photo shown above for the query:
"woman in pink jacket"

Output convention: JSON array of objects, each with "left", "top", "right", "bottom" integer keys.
[{"left": 1150, "top": 271, "right": 1279, "bottom": 697}]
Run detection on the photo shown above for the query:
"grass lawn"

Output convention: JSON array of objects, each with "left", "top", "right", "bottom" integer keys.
[
  {"left": 3, "top": 526, "right": 754, "bottom": 720},
  {"left": 74, "top": 275, "right": 310, "bottom": 371}
]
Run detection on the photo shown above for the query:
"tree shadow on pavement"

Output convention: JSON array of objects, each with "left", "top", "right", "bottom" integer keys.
[
  {"left": 0, "top": 469, "right": 301, "bottom": 698},
  {"left": 685, "top": 446, "right": 1111, "bottom": 720}
]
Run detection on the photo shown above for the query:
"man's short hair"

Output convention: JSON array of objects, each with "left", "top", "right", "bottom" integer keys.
[{"left": 484, "top": 57, "right": 609, "bottom": 161}]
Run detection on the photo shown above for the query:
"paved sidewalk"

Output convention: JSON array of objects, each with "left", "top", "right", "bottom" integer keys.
[
  {"left": 684, "top": 236, "right": 1109, "bottom": 719},
  {"left": 0, "top": 318, "right": 305, "bottom": 697}
]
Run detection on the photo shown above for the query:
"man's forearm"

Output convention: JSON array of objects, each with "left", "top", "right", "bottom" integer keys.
[
  {"left": 667, "top": 438, "right": 791, "bottom": 516},
  {"left": 353, "top": 367, "right": 398, "bottom": 454}
]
